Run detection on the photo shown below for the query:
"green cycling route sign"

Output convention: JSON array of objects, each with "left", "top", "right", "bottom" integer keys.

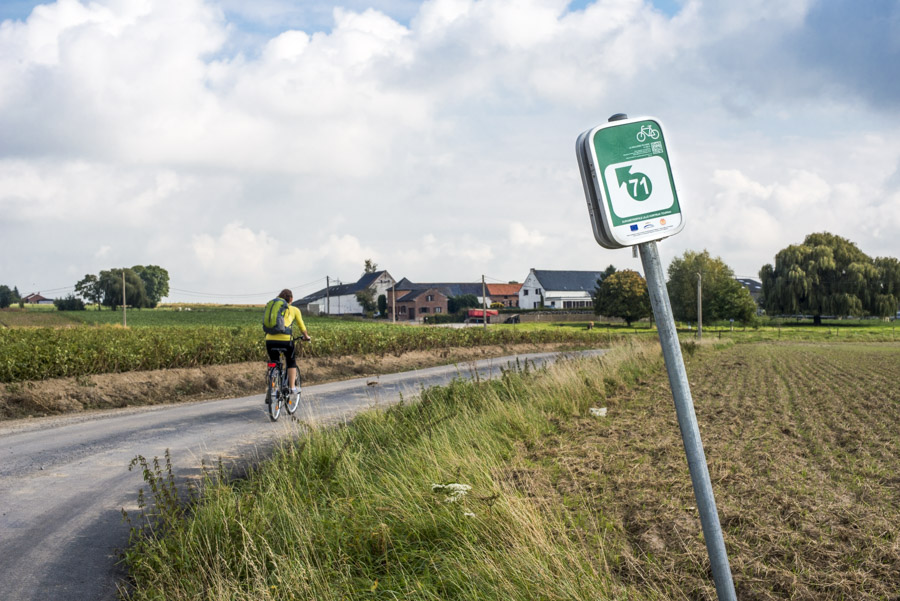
[{"left": 576, "top": 116, "right": 684, "bottom": 249}]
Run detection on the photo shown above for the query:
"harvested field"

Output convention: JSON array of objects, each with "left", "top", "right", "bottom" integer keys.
[{"left": 543, "top": 342, "right": 900, "bottom": 599}]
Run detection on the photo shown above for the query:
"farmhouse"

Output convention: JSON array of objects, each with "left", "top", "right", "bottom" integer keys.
[
  {"left": 486, "top": 283, "right": 522, "bottom": 308},
  {"left": 394, "top": 287, "right": 449, "bottom": 321},
  {"left": 297, "top": 271, "right": 395, "bottom": 315},
  {"left": 22, "top": 292, "right": 53, "bottom": 305},
  {"left": 518, "top": 269, "right": 607, "bottom": 310},
  {"left": 387, "top": 279, "right": 489, "bottom": 320}
]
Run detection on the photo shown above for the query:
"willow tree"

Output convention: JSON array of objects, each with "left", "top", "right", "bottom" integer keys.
[{"left": 759, "top": 232, "right": 897, "bottom": 324}]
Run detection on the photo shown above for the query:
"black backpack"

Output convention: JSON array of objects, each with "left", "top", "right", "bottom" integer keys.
[{"left": 263, "top": 297, "right": 292, "bottom": 335}]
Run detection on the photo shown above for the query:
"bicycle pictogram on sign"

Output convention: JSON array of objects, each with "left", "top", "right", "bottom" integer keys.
[{"left": 636, "top": 124, "right": 660, "bottom": 142}]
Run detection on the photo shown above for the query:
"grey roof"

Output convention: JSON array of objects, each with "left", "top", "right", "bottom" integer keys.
[
  {"left": 298, "top": 271, "right": 390, "bottom": 304},
  {"left": 531, "top": 270, "right": 606, "bottom": 293},
  {"left": 735, "top": 278, "right": 762, "bottom": 293},
  {"left": 395, "top": 280, "right": 483, "bottom": 298},
  {"left": 396, "top": 287, "right": 449, "bottom": 302}
]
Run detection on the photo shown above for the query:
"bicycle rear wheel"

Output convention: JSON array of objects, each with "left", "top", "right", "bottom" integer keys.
[{"left": 266, "top": 368, "right": 282, "bottom": 421}]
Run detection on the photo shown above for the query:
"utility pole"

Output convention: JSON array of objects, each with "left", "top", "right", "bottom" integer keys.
[
  {"left": 122, "top": 269, "right": 127, "bottom": 327},
  {"left": 482, "top": 275, "right": 488, "bottom": 329},
  {"left": 697, "top": 272, "right": 702, "bottom": 340},
  {"left": 391, "top": 280, "right": 396, "bottom": 323},
  {"left": 326, "top": 276, "right": 330, "bottom": 316}
]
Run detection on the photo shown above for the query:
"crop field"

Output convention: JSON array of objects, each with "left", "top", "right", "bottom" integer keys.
[
  {"left": 0, "top": 320, "right": 614, "bottom": 383},
  {"left": 121, "top": 341, "right": 900, "bottom": 600}
]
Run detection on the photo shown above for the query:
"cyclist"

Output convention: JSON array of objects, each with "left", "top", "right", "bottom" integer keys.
[{"left": 265, "top": 289, "right": 311, "bottom": 401}]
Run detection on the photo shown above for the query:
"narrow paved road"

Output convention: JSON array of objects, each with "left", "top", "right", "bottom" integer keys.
[{"left": 0, "top": 349, "right": 606, "bottom": 600}]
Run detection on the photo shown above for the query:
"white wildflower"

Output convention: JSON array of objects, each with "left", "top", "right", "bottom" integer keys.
[
  {"left": 590, "top": 407, "right": 608, "bottom": 417},
  {"left": 432, "top": 483, "right": 472, "bottom": 503},
  {"left": 463, "top": 512, "right": 476, "bottom": 517}
]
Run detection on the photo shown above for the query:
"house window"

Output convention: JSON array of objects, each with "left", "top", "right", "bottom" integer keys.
[
  {"left": 435, "top": 307, "right": 442, "bottom": 313},
  {"left": 400, "top": 306, "right": 407, "bottom": 314},
  {"left": 524, "top": 289, "right": 529, "bottom": 296},
  {"left": 535, "top": 288, "right": 542, "bottom": 295},
  {"left": 421, "top": 307, "right": 429, "bottom": 313},
  {"left": 426, "top": 295, "right": 434, "bottom": 302}
]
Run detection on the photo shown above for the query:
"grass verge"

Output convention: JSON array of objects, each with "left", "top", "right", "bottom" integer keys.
[
  {"left": 120, "top": 339, "right": 900, "bottom": 600},
  {"left": 120, "top": 340, "right": 663, "bottom": 600}
]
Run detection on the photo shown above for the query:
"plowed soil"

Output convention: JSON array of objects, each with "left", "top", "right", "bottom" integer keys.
[{"left": 535, "top": 342, "right": 900, "bottom": 599}]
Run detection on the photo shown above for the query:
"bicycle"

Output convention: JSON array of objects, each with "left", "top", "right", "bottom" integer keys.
[
  {"left": 265, "top": 337, "right": 305, "bottom": 422},
  {"left": 636, "top": 124, "right": 660, "bottom": 142}
]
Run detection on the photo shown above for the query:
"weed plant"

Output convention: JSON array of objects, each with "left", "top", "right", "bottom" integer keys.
[{"left": 120, "top": 340, "right": 663, "bottom": 600}]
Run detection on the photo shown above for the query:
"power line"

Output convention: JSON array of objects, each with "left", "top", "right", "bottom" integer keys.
[{"left": 168, "top": 277, "right": 327, "bottom": 299}]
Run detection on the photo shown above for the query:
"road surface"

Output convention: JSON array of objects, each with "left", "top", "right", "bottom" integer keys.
[{"left": 0, "top": 349, "right": 606, "bottom": 600}]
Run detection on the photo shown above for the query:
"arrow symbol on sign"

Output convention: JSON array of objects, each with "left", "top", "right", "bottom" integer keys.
[{"left": 615, "top": 165, "right": 652, "bottom": 201}]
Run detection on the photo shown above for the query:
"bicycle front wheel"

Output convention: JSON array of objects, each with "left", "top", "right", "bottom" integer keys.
[
  {"left": 266, "top": 368, "right": 282, "bottom": 421},
  {"left": 286, "top": 387, "right": 300, "bottom": 415}
]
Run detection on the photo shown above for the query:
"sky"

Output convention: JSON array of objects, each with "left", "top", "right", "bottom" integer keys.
[{"left": 1, "top": 0, "right": 899, "bottom": 304}]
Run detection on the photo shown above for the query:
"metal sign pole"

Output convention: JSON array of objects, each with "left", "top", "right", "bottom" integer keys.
[{"left": 639, "top": 240, "right": 736, "bottom": 601}]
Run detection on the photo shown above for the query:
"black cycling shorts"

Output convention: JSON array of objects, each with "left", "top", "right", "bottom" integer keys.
[{"left": 266, "top": 340, "right": 297, "bottom": 369}]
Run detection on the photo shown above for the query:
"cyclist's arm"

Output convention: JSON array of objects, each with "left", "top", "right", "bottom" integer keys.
[{"left": 288, "top": 306, "right": 310, "bottom": 339}]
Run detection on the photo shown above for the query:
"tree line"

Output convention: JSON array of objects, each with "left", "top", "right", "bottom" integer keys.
[
  {"left": 74, "top": 265, "right": 170, "bottom": 310},
  {"left": 593, "top": 232, "right": 899, "bottom": 326}
]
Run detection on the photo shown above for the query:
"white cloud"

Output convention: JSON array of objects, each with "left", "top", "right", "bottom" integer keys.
[
  {"left": 508, "top": 221, "right": 545, "bottom": 246},
  {"left": 1, "top": 0, "right": 899, "bottom": 300}
]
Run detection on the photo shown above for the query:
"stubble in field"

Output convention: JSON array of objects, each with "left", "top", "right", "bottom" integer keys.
[{"left": 540, "top": 342, "right": 900, "bottom": 600}]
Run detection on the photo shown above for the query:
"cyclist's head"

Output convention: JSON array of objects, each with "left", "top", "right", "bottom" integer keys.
[{"left": 278, "top": 289, "right": 293, "bottom": 303}]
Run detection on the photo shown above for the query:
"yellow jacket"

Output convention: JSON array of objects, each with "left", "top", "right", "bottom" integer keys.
[{"left": 265, "top": 304, "right": 308, "bottom": 342}]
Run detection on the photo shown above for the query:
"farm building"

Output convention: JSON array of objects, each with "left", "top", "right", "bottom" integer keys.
[
  {"left": 394, "top": 287, "right": 449, "bottom": 321},
  {"left": 297, "top": 271, "right": 395, "bottom": 315},
  {"left": 486, "top": 283, "right": 522, "bottom": 308},
  {"left": 22, "top": 293, "right": 53, "bottom": 305},
  {"left": 387, "top": 279, "right": 489, "bottom": 320},
  {"left": 518, "top": 269, "right": 607, "bottom": 310}
]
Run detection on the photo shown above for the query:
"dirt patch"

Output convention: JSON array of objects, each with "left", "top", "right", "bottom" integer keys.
[
  {"left": 0, "top": 343, "right": 576, "bottom": 421},
  {"left": 535, "top": 342, "right": 900, "bottom": 600}
]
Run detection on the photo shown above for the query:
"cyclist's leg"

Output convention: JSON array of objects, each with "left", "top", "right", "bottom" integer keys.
[{"left": 285, "top": 340, "right": 299, "bottom": 389}]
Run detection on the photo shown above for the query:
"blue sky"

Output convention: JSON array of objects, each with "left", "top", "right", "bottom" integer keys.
[{"left": 1, "top": 0, "right": 898, "bottom": 302}]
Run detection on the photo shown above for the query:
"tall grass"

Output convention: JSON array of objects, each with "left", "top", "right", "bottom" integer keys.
[{"left": 121, "top": 340, "right": 663, "bottom": 600}]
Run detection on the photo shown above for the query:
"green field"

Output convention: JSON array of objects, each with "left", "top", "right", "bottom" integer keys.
[
  {"left": 1, "top": 305, "right": 897, "bottom": 383},
  {"left": 121, "top": 340, "right": 900, "bottom": 600}
]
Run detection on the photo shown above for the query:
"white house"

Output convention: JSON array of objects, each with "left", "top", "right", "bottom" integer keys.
[
  {"left": 298, "top": 271, "right": 395, "bottom": 315},
  {"left": 518, "top": 269, "right": 607, "bottom": 310}
]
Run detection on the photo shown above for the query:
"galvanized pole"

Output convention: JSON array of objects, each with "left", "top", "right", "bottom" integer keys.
[{"left": 639, "top": 241, "right": 736, "bottom": 601}]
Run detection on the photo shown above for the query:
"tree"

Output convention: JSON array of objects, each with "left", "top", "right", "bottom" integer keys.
[
  {"left": 54, "top": 295, "right": 86, "bottom": 311},
  {"left": 98, "top": 268, "right": 148, "bottom": 310},
  {"left": 355, "top": 288, "right": 377, "bottom": 316},
  {"left": 377, "top": 294, "right": 387, "bottom": 317},
  {"left": 599, "top": 264, "right": 617, "bottom": 281},
  {"left": 75, "top": 274, "right": 103, "bottom": 309},
  {"left": 593, "top": 269, "right": 651, "bottom": 326},
  {"left": 0, "top": 285, "right": 16, "bottom": 309},
  {"left": 132, "top": 265, "right": 169, "bottom": 308},
  {"left": 760, "top": 232, "right": 896, "bottom": 324},
  {"left": 448, "top": 294, "right": 479, "bottom": 314},
  {"left": 1, "top": 286, "right": 11, "bottom": 309},
  {"left": 668, "top": 250, "right": 757, "bottom": 324},
  {"left": 363, "top": 259, "right": 378, "bottom": 274},
  {"left": 872, "top": 256, "right": 900, "bottom": 318}
]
